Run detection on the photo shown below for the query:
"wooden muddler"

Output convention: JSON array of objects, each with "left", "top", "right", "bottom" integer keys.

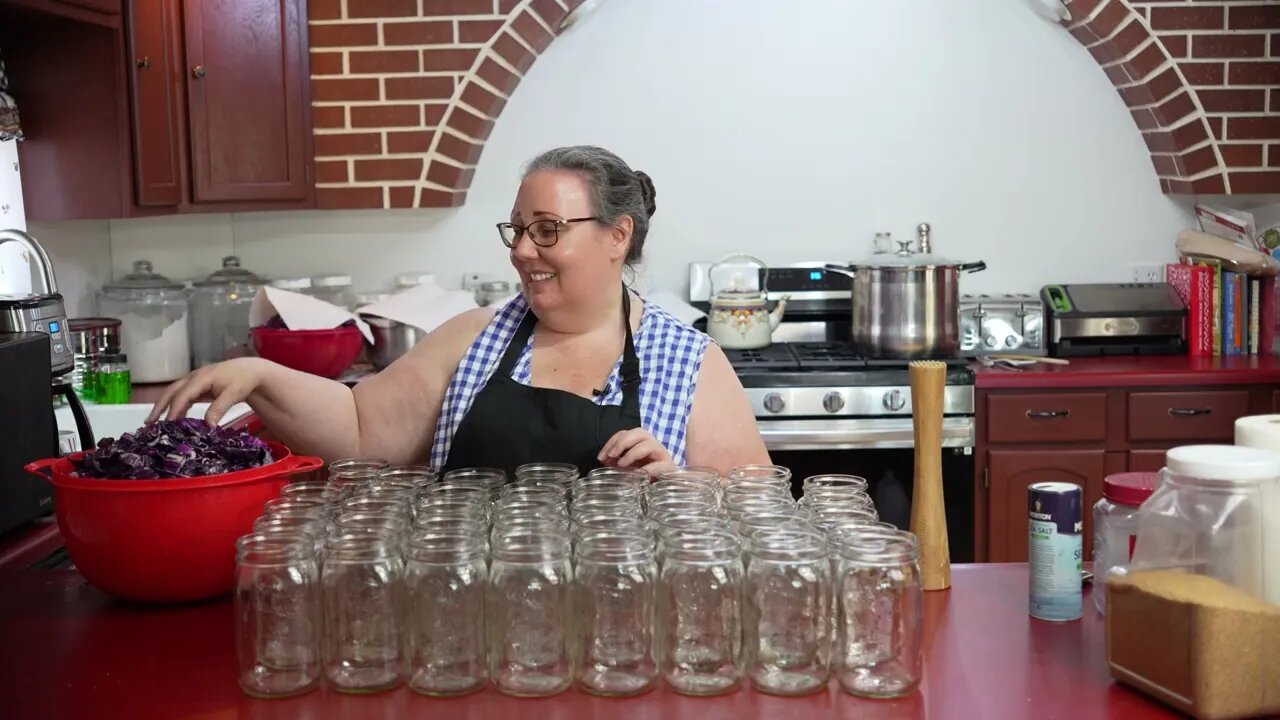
[{"left": 909, "top": 360, "right": 951, "bottom": 591}]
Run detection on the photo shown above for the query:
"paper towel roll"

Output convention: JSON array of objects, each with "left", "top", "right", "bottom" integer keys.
[{"left": 1235, "top": 415, "right": 1280, "bottom": 605}]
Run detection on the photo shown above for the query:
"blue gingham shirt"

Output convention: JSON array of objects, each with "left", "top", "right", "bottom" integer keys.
[{"left": 430, "top": 292, "right": 711, "bottom": 468}]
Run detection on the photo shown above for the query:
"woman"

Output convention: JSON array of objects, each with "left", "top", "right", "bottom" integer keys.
[{"left": 149, "top": 146, "right": 769, "bottom": 476}]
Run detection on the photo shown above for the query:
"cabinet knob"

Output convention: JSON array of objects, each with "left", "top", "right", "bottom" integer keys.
[
  {"left": 191, "top": 65, "right": 206, "bottom": 79},
  {"left": 136, "top": 56, "right": 150, "bottom": 70}
]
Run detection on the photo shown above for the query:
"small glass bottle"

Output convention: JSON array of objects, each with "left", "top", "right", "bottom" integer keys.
[
  {"left": 743, "top": 529, "right": 831, "bottom": 696},
  {"left": 575, "top": 532, "right": 659, "bottom": 696},
  {"left": 657, "top": 530, "right": 745, "bottom": 696},
  {"left": 235, "top": 533, "right": 322, "bottom": 698},
  {"left": 487, "top": 532, "right": 574, "bottom": 697},
  {"left": 404, "top": 530, "right": 489, "bottom": 696},
  {"left": 322, "top": 532, "right": 405, "bottom": 693},
  {"left": 834, "top": 528, "right": 923, "bottom": 698},
  {"left": 94, "top": 352, "right": 131, "bottom": 404}
]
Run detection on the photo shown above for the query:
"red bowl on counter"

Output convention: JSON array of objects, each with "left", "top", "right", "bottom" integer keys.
[
  {"left": 25, "top": 443, "right": 322, "bottom": 603},
  {"left": 251, "top": 325, "right": 364, "bottom": 378}
]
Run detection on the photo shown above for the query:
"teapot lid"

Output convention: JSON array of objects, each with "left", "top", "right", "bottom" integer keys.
[{"left": 104, "top": 260, "right": 183, "bottom": 291}]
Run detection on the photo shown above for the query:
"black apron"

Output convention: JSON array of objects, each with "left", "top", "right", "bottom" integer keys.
[{"left": 442, "top": 288, "right": 643, "bottom": 478}]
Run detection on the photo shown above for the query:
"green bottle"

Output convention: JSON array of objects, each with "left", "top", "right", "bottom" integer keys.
[{"left": 95, "top": 352, "right": 132, "bottom": 405}]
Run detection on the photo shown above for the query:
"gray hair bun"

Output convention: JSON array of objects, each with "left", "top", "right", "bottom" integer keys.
[{"left": 634, "top": 170, "right": 657, "bottom": 218}]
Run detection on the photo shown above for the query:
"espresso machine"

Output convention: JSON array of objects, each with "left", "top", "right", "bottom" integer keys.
[{"left": 0, "top": 229, "right": 94, "bottom": 535}]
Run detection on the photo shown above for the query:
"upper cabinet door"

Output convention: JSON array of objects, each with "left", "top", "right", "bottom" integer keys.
[
  {"left": 57, "top": 0, "right": 121, "bottom": 14},
  {"left": 183, "top": 0, "right": 310, "bottom": 202},
  {"left": 126, "top": 0, "right": 184, "bottom": 207}
]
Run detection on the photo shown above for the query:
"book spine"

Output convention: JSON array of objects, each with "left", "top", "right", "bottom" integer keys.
[
  {"left": 1192, "top": 265, "right": 1212, "bottom": 356},
  {"left": 1250, "top": 278, "right": 1260, "bottom": 355},
  {"left": 1261, "top": 277, "right": 1277, "bottom": 356},
  {"left": 1223, "top": 272, "right": 1236, "bottom": 356}
]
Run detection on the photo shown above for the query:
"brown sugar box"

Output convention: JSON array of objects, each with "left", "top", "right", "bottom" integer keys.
[{"left": 1106, "top": 570, "right": 1280, "bottom": 720}]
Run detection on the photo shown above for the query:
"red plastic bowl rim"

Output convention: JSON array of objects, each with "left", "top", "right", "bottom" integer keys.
[
  {"left": 24, "top": 441, "right": 324, "bottom": 493},
  {"left": 250, "top": 326, "right": 362, "bottom": 336}
]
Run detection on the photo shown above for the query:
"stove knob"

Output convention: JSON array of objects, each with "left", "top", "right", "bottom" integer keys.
[
  {"left": 883, "top": 389, "right": 907, "bottom": 412},
  {"left": 822, "top": 392, "right": 845, "bottom": 414},
  {"left": 763, "top": 392, "right": 786, "bottom": 414}
]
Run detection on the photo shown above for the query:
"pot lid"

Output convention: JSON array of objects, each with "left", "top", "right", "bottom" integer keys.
[
  {"left": 195, "top": 256, "right": 262, "bottom": 287},
  {"left": 714, "top": 287, "right": 766, "bottom": 302},
  {"left": 104, "top": 260, "right": 183, "bottom": 291}
]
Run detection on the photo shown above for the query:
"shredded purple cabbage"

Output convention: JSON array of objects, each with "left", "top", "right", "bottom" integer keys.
[
  {"left": 262, "top": 314, "right": 356, "bottom": 330},
  {"left": 74, "top": 418, "right": 274, "bottom": 480}
]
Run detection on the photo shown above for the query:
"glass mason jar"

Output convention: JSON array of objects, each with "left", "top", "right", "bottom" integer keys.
[
  {"left": 444, "top": 467, "right": 509, "bottom": 500},
  {"left": 658, "top": 530, "right": 745, "bottom": 696},
  {"left": 321, "top": 532, "right": 405, "bottom": 693},
  {"left": 377, "top": 466, "right": 438, "bottom": 491},
  {"left": 281, "top": 481, "right": 344, "bottom": 505},
  {"left": 803, "top": 474, "right": 869, "bottom": 494},
  {"left": 98, "top": 260, "right": 190, "bottom": 384},
  {"left": 574, "top": 533, "right": 659, "bottom": 696},
  {"left": 727, "top": 464, "right": 793, "bottom": 489},
  {"left": 573, "top": 514, "right": 651, "bottom": 541},
  {"left": 330, "top": 458, "right": 390, "bottom": 477},
  {"left": 487, "top": 532, "right": 574, "bottom": 697},
  {"left": 833, "top": 528, "right": 923, "bottom": 698},
  {"left": 743, "top": 529, "right": 831, "bottom": 696},
  {"left": 403, "top": 531, "right": 488, "bottom": 696},
  {"left": 515, "top": 462, "right": 578, "bottom": 485},
  {"left": 235, "top": 533, "right": 322, "bottom": 698},
  {"left": 189, "top": 255, "right": 263, "bottom": 367}
]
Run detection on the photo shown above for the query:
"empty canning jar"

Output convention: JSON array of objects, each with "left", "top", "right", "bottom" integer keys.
[
  {"left": 658, "top": 530, "right": 745, "bottom": 696},
  {"left": 377, "top": 465, "right": 438, "bottom": 488},
  {"left": 803, "top": 474, "right": 869, "bottom": 494},
  {"left": 281, "top": 481, "right": 344, "bottom": 505},
  {"left": 330, "top": 458, "right": 388, "bottom": 478},
  {"left": 574, "top": 533, "right": 659, "bottom": 696},
  {"left": 335, "top": 511, "right": 410, "bottom": 538},
  {"left": 253, "top": 515, "right": 326, "bottom": 558},
  {"left": 728, "top": 464, "right": 792, "bottom": 488},
  {"left": 404, "top": 531, "right": 488, "bottom": 696},
  {"left": 329, "top": 468, "right": 380, "bottom": 499},
  {"left": 322, "top": 532, "right": 405, "bottom": 693},
  {"left": 573, "top": 514, "right": 651, "bottom": 541},
  {"left": 515, "top": 462, "right": 578, "bottom": 485},
  {"left": 487, "top": 532, "right": 574, "bottom": 697},
  {"left": 743, "top": 529, "right": 831, "bottom": 696},
  {"left": 833, "top": 528, "right": 922, "bottom": 698},
  {"left": 444, "top": 467, "right": 508, "bottom": 500},
  {"left": 235, "top": 533, "right": 321, "bottom": 698}
]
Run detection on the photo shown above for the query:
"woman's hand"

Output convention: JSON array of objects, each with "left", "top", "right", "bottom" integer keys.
[
  {"left": 146, "top": 357, "right": 272, "bottom": 426},
  {"left": 599, "top": 428, "right": 677, "bottom": 476}
]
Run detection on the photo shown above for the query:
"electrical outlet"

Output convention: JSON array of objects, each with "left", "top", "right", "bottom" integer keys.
[
  {"left": 1128, "top": 263, "right": 1165, "bottom": 284},
  {"left": 461, "top": 272, "right": 488, "bottom": 292}
]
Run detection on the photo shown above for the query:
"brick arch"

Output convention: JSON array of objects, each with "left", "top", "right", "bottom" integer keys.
[
  {"left": 309, "top": 0, "right": 586, "bottom": 210},
  {"left": 1060, "top": 0, "right": 1279, "bottom": 194}
]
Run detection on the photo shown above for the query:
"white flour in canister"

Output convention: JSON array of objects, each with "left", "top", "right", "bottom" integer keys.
[{"left": 118, "top": 308, "right": 191, "bottom": 383}]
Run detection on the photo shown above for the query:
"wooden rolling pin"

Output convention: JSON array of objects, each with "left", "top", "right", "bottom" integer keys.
[{"left": 909, "top": 360, "right": 951, "bottom": 591}]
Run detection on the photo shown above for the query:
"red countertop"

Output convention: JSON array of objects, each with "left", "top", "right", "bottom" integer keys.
[
  {"left": 0, "top": 564, "right": 1174, "bottom": 720},
  {"left": 975, "top": 354, "right": 1280, "bottom": 389}
]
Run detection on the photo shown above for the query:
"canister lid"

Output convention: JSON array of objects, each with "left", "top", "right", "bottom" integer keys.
[
  {"left": 195, "top": 256, "right": 262, "bottom": 287},
  {"left": 104, "top": 260, "right": 183, "bottom": 291},
  {"left": 1102, "top": 472, "right": 1159, "bottom": 506},
  {"left": 1165, "top": 445, "right": 1280, "bottom": 482},
  {"left": 313, "top": 274, "right": 353, "bottom": 288}
]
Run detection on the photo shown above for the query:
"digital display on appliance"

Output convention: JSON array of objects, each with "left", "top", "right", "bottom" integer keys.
[
  {"left": 809, "top": 271, "right": 822, "bottom": 280},
  {"left": 48, "top": 321, "right": 59, "bottom": 333}
]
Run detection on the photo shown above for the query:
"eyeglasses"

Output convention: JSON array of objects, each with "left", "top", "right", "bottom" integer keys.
[{"left": 497, "top": 217, "right": 601, "bottom": 248}]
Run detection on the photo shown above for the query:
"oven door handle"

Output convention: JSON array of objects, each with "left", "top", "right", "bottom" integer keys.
[{"left": 756, "top": 418, "right": 975, "bottom": 451}]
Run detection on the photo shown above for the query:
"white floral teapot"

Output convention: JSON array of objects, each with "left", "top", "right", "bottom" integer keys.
[{"left": 706, "top": 254, "right": 788, "bottom": 350}]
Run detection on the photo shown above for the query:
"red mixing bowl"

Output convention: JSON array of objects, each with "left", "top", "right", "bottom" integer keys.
[
  {"left": 25, "top": 442, "right": 322, "bottom": 603},
  {"left": 251, "top": 325, "right": 364, "bottom": 378}
]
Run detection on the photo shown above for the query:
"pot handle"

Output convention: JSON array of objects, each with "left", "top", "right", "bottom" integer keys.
[
  {"left": 823, "top": 263, "right": 857, "bottom": 277},
  {"left": 24, "top": 457, "right": 59, "bottom": 480},
  {"left": 276, "top": 454, "right": 325, "bottom": 477},
  {"left": 960, "top": 261, "right": 987, "bottom": 274}
]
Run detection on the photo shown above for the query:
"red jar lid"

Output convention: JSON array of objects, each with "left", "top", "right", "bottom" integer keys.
[{"left": 1103, "top": 472, "right": 1159, "bottom": 506}]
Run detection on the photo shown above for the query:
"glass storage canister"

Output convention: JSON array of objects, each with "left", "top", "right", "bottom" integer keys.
[
  {"left": 1092, "top": 472, "right": 1158, "bottom": 614},
  {"left": 98, "top": 260, "right": 190, "bottom": 383},
  {"left": 321, "top": 531, "right": 405, "bottom": 693},
  {"left": 403, "top": 530, "right": 489, "bottom": 697},
  {"left": 93, "top": 352, "right": 131, "bottom": 404},
  {"left": 235, "top": 533, "right": 322, "bottom": 698},
  {"left": 1128, "top": 445, "right": 1280, "bottom": 605},
  {"left": 270, "top": 277, "right": 315, "bottom": 295},
  {"left": 574, "top": 532, "right": 659, "bottom": 697},
  {"left": 487, "top": 532, "right": 575, "bottom": 697},
  {"left": 312, "top": 274, "right": 357, "bottom": 310},
  {"left": 476, "top": 280, "right": 512, "bottom": 307},
  {"left": 190, "top": 255, "right": 263, "bottom": 368},
  {"left": 67, "top": 317, "right": 121, "bottom": 401},
  {"left": 833, "top": 527, "right": 923, "bottom": 698}
]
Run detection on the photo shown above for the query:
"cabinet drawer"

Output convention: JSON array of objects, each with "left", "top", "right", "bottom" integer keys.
[
  {"left": 1127, "top": 391, "right": 1248, "bottom": 442},
  {"left": 986, "top": 393, "right": 1107, "bottom": 444}
]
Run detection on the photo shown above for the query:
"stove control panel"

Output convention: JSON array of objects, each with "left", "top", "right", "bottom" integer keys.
[{"left": 745, "top": 386, "right": 975, "bottom": 418}]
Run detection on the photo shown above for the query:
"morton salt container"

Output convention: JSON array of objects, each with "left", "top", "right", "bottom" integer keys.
[{"left": 1028, "top": 482, "right": 1083, "bottom": 622}]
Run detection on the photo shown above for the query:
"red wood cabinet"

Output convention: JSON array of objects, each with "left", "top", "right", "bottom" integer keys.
[
  {"left": 183, "top": 0, "right": 310, "bottom": 202},
  {"left": 986, "top": 449, "right": 1104, "bottom": 563},
  {"left": 126, "top": 0, "right": 184, "bottom": 207},
  {"left": 56, "top": 0, "right": 119, "bottom": 13}
]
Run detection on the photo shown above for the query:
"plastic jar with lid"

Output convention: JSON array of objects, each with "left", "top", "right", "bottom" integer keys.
[
  {"left": 312, "top": 274, "right": 356, "bottom": 310},
  {"left": 189, "top": 256, "right": 263, "bottom": 368},
  {"left": 1092, "top": 472, "right": 1158, "bottom": 614},
  {"left": 394, "top": 273, "right": 434, "bottom": 290},
  {"left": 98, "top": 260, "right": 190, "bottom": 384},
  {"left": 1128, "top": 445, "right": 1280, "bottom": 605},
  {"left": 270, "top": 277, "right": 315, "bottom": 295}
]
